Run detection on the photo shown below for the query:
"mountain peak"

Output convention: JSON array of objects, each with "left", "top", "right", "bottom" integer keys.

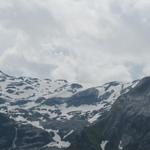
[{"left": 0, "top": 70, "right": 9, "bottom": 77}]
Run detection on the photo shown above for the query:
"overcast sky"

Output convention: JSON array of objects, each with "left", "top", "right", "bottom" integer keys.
[{"left": 0, "top": 0, "right": 150, "bottom": 86}]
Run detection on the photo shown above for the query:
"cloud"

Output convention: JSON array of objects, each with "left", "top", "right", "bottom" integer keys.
[{"left": 0, "top": 0, "right": 150, "bottom": 86}]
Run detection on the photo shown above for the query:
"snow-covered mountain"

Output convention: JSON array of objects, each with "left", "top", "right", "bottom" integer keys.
[
  {"left": 69, "top": 77, "right": 150, "bottom": 150},
  {"left": 0, "top": 71, "right": 139, "bottom": 150}
]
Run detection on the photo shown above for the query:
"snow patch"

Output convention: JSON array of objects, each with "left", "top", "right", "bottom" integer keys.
[
  {"left": 88, "top": 113, "right": 101, "bottom": 123},
  {"left": 100, "top": 140, "right": 108, "bottom": 150},
  {"left": 63, "top": 130, "right": 74, "bottom": 139},
  {"left": 118, "top": 141, "right": 123, "bottom": 150},
  {"left": 46, "top": 129, "right": 71, "bottom": 148}
]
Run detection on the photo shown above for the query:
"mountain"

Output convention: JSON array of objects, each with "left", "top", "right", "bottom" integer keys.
[
  {"left": 0, "top": 70, "right": 142, "bottom": 150},
  {"left": 68, "top": 77, "right": 150, "bottom": 150}
]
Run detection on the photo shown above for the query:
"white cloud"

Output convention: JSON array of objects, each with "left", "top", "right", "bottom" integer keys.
[{"left": 0, "top": 0, "right": 150, "bottom": 86}]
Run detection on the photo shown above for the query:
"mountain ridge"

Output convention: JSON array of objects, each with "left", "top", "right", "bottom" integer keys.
[
  {"left": 68, "top": 77, "right": 150, "bottom": 150},
  {"left": 0, "top": 70, "right": 146, "bottom": 150}
]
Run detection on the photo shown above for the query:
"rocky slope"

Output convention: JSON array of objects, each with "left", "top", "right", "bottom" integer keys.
[
  {"left": 0, "top": 70, "right": 139, "bottom": 150},
  {"left": 68, "top": 77, "right": 150, "bottom": 150}
]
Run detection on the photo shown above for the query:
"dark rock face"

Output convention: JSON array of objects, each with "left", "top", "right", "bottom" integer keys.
[
  {"left": 68, "top": 77, "right": 150, "bottom": 150},
  {"left": 70, "top": 83, "right": 83, "bottom": 91},
  {"left": 43, "top": 97, "right": 66, "bottom": 106},
  {"left": 0, "top": 113, "right": 53, "bottom": 150},
  {"left": 0, "top": 114, "right": 16, "bottom": 150},
  {"left": 67, "top": 88, "right": 99, "bottom": 106}
]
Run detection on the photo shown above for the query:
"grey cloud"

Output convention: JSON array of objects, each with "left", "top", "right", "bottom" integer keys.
[{"left": 0, "top": 0, "right": 150, "bottom": 86}]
